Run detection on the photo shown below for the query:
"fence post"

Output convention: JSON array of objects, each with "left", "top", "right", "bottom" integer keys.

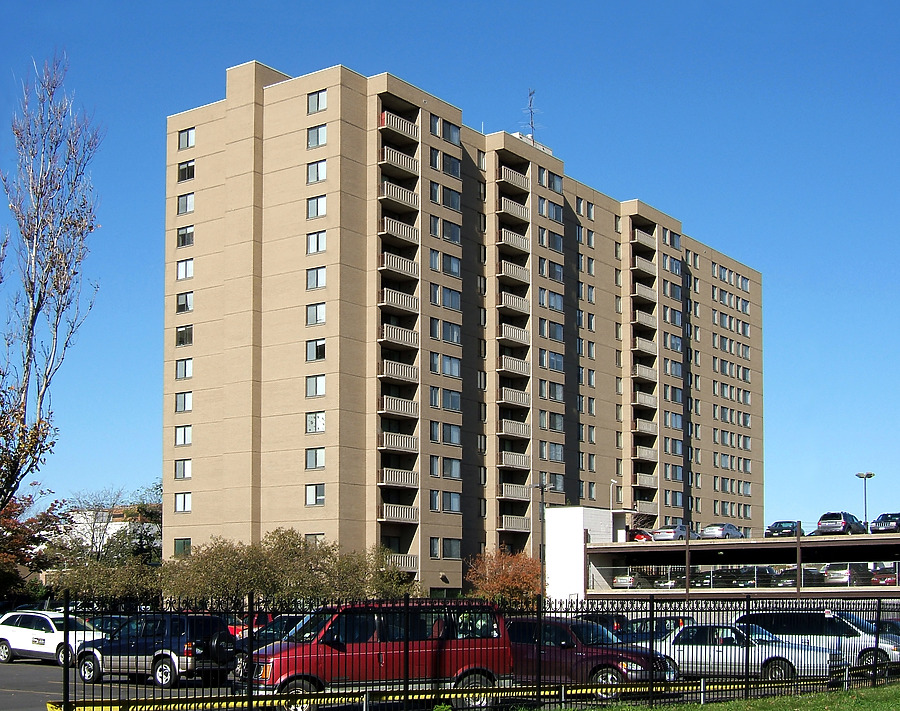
[
  {"left": 648, "top": 594, "right": 655, "bottom": 707},
  {"left": 63, "top": 589, "right": 70, "bottom": 711},
  {"left": 872, "top": 597, "right": 882, "bottom": 685},
  {"left": 536, "top": 594, "right": 543, "bottom": 705},
  {"left": 246, "top": 591, "right": 254, "bottom": 711},
  {"left": 403, "top": 593, "right": 410, "bottom": 711},
  {"left": 743, "top": 594, "right": 751, "bottom": 700}
]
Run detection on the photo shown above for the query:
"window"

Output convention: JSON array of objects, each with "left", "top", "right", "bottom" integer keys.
[
  {"left": 307, "top": 124, "right": 327, "bottom": 148},
  {"left": 175, "top": 291, "right": 193, "bottom": 313},
  {"left": 442, "top": 538, "right": 462, "bottom": 559},
  {"left": 174, "top": 458, "right": 192, "bottom": 480},
  {"left": 175, "top": 391, "right": 192, "bottom": 412},
  {"left": 477, "top": 150, "right": 486, "bottom": 170},
  {"left": 547, "top": 290, "right": 564, "bottom": 312},
  {"left": 442, "top": 321, "right": 461, "bottom": 344},
  {"left": 306, "top": 374, "right": 325, "bottom": 397},
  {"left": 306, "top": 302, "right": 326, "bottom": 325},
  {"left": 442, "top": 354, "right": 461, "bottom": 377},
  {"left": 442, "top": 153, "right": 461, "bottom": 178},
  {"left": 443, "top": 458, "right": 462, "bottom": 479},
  {"left": 307, "top": 266, "right": 326, "bottom": 289},
  {"left": 442, "top": 253, "right": 461, "bottom": 278},
  {"left": 442, "top": 491, "right": 461, "bottom": 513},
  {"left": 178, "top": 127, "right": 195, "bottom": 150},
  {"left": 442, "top": 121, "right": 461, "bottom": 145},
  {"left": 305, "top": 447, "right": 325, "bottom": 469},
  {"left": 547, "top": 261, "right": 564, "bottom": 282},
  {"left": 548, "top": 231, "right": 563, "bottom": 252},
  {"left": 547, "top": 172, "right": 563, "bottom": 193},
  {"left": 307, "top": 195, "right": 326, "bottom": 218},
  {"left": 175, "top": 325, "right": 193, "bottom": 347},
  {"left": 308, "top": 89, "right": 327, "bottom": 114},
  {"left": 174, "top": 492, "right": 191, "bottom": 513},
  {"left": 177, "top": 225, "right": 194, "bottom": 248},
  {"left": 174, "top": 537, "right": 191, "bottom": 556},
  {"left": 430, "top": 537, "right": 440, "bottom": 558},
  {"left": 175, "top": 425, "right": 192, "bottom": 446},
  {"left": 442, "top": 389, "right": 462, "bottom": 411},
  {"left": 306, "top": 411, "right": 326, "bottom": 434},
  {"left": 547, "top": 201, "right": 564, "bottom": 223},
  {"left": 307, "top": 230, "right": 326, "bottom": 254},
  {"left": 305, "top": 483, "right": 325, "bottom": 506},
  {"left": 175, "top": 358, "right": 193, "bottom": 380},
  {"left": 442, "top": 186, "right": 461, "bottom": 211},
  {"left": 176, "top": 258, "right": 193, "bottom": 280},
  {"left": 177, "top": 193, "right": 194, "bottom": 215},
  {"left": 442, "top": 287, "right": 461, "bottom": 311},
  {"left": 307, "top": 159, "right": 327, "bottom": 183},
  {"left": 443, "top": 423, "right": 461, "bottom": 445},
  {"left": 177, "top": 160, "right": 194, "bottom": 182},
  {"left": 442, "top": 220, "right": 461, "bottom": 244},
  {"left": 306, "top": 338, "right": 325, "bottom": 361}
]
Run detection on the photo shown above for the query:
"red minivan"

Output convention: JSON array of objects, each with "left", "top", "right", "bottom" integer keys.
[{"left": 244, "top": 600, "right": 513, "bottom": 709}]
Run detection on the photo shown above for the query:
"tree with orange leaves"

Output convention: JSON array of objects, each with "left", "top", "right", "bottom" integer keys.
[{"left": 465, "top": 548, "right": 542, "bottom": 607}]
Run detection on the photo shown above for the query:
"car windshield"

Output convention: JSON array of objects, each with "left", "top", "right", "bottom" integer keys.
[
  {"left": 261, "top": 615, "right": 307, "bottom": 638},
  {"left": 838, "top": 612, "right": 875, "bottom": 635},
  {"left": 570, "top": 621, "right": 621, "bottom": 646},
  {"left": 771, "top": 522, "right": 792, "bottom": 529},
  {"left": 878, "top": 513, "right": 900, "bottom": 522},
  {"left": 820, "top": 513, "right": 841, "bottom": 521},
  {"left": 736, "top": 623, "right": 779, "bottom": 644},
  {"left": 288, "top": 610, "right": 335, "bottom": 643}
]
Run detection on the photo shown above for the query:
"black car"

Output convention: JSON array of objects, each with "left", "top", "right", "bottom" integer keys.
[
  {"left": 870, "top": 512, "right": 900, "bottom": 534},
  {"left": 774, "top": 566, "right": 827, "bottom": 587},
  {"left": 77, "top": 613, "right": 236, "bottom": 688},
  {"left": 765, "top": 520, "right": 804, "bottom": 537}
]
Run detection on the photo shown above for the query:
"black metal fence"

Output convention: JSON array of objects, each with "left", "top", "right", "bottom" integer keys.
[{"left": 41, "top": 593, "right": 900, "bottom": 710}]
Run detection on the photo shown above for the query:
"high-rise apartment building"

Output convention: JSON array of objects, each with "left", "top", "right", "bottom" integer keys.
[{"left": 164, "top": 62, "right": 763, "bottom": 594}]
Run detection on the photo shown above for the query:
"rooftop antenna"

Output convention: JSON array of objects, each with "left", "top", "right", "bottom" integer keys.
[{"left": 521, "top": 89, "right": 542, "bottom": 145}]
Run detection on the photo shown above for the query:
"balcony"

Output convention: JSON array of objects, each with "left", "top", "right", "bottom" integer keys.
[
  {"left": 378, "top": 468, "right": 419, "bottom": 488},
  {"left": 498, "top": 260, "right": 530, "bottom": 285},
  {"left": 379, "top": 181, "right": 419, "bottom": 212},
  {"left": 631, "top": 255, "right": 656, "bottom": 277},
  {"left": 498, "top": 197, "right": 530, "bottom": 224},
  {"left": 632, "top": 418, "right": 658, "bottom": 436},
  {"left": 498, "top": 451, "right": 531, "bottom": 470},
  {"left": 497, "top": 323, "right": 530, "bottom": 347},
  {"left": 386, "top": 553, "right": 419, "bottom": 572},
  {"left": 633, "top": 473, "right": 659, "bottom": 489},
  {"left": 498, "top": 483, "right": 531, "bottom": 501},
  {"left": 379, "top": 146, "right": 419, "bottom": 178},
  {"left": 632, "top": 310, "right": 657, "bottom": 330},
  {"left": 378, "top": 504, "right": 419, "bottom": 524},
  {"left": 498, "top": 515, "right": 531, "bottom": 532},
  {"left": 631, "top": 364, "right": 658, "bottom": 382},
  {"left": 498, "top": 355, "right": 530, "bottom": 377},
  {"left": 632, "top": 229, "right": 656, "bottom": 249},
  {"left": 498, "top": 228, "right": 530, "bottom": 254},
  {"left": 632, "top": 391, "right": 658, "bottom": 409},
  {"left": 379, "top": 111, "right": 419, "bottom": 142},
  {"left": 633, "top": 499, "right": 658, "bottom": 515},
  {"left": 379, "top": 217, "right": 419, "bottom": 246},
  {"left": 632, "top": 282, "right": 658, "bottom": 304},
  {"left": 498, "top": 387, "right": 530, "bottom": 408},
  {"left": 379, "top": 395, "right": 419, "bottom": 419},
  {"left": 378, "top": 359, "right": 419, "bottom": 384},
  {"left": 378, "top": 432, "right": 418, "bottom": 453},
  {"left": 379, "top": 252, "right": 419, "bottom": 280},
  {"left": 497, "top": 292, "right": 530, "bottom": 316},
  {"left": 633, "top": 446, "right": 659, "bottom": 462},
  {"left": 498, "top": 419, "right": 531, "bottom": 439},
  {"left": 379, "top": 288, "right": 419, "bottom": 315},
  {"left": 632, "top": 337, "right": 657, "bottom": 356},
  {"left": 379, "top": 324, "right": 419, "bottom": 350},
  {"left": 498, "top": 165, "right": 530, "bottom": 192}
]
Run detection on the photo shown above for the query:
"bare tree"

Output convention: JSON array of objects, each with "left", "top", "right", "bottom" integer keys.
[
  {"left": 0, "top": 54, "right": 102, "bottom": 510},
  {"left": 57, "top": 486, "right": 126, "bottom": 562}
]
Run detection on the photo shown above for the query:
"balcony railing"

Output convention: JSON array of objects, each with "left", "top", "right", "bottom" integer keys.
[
  {"left": 379, "top": 111, "right": 419, "bottom": 141},
  {"left": 499, "top": 197, "right": 530, "bottom": 222},
  {"left": 498, "top": 292, "right": 530, "bottom": 315},
  {"left": 386, "top": 553, "right": 419, "bottom": 572},
  {"left": 633, "top": 473, "right": 659, "bottom": 489},
  {"left": 498, "top": 355, "right": 530, "bottom": 377},
  {"left": 633, "top": 499, "right": 657, "bottom": 515},
  {"left": 632, "top": 310, "right": 657, "bottom": 329},
  {"left": 632, "top": 419, "right": 658, "bottom": 436},
  {"left": 499, "top": 483, "right": 531, "bottom": 501},
  {"left": 499, "top": 515, "right": 531, "bottom": 532},
  {"left": 498, "top": 419, "right": 531, "bottom": 439},
  {"left": 499, "top": 387, "right": 530, "bottom": 408},
  {"left": 631, "top": 255, "right": 656, "bottom": 276},
  {"left": 632, "top": 391, "right": 658, "bottom": 408},
  {"left": 633, "top": 445, "right": 659, "bottom": 462},
  {"left": 498, "top": 228, "right": 530, "bottom": 253},
  {"left": 379, "top": 396, "right": 419, "bottom": 419},
  {"left": 379, "top": 181, "right": 419, "bottom": 211},
  {"left": 632, "top": 364, "right": 658, "bottom": 381},
  {"left": 378, "top": 504, "right": 419, "bottom": 524},
  {"left": 378, "top": 468, "right": 419, "bottom": 488},
  {"left": 379, "top": 324, "right": 419, "bottom": 349},
  {"left": 379, "top": 360, "right": 419, "bottom": 383},
  {"left": 379, "top": 146, "right": 419, "bottom": 175},
  {"left": 379, "top": 252, "right": 419, "bottom": 279},
  {"left": 379, "top": 288, "right": 419, "bottom": 314},
  {"left": 632, "top": 229, "right": 656, "bottom": 249},
  {"left": 378, "top": 432, "right": 418, "bottom": 452},
  {"left": 379, "top": 217, "right": 419, "bottom": 245},
  {"left": 632, "top": 282, "right": 658, "bottom": 303},
  {"left": 498, "top": 165, "right": 530, "bottom": 191},
  {"left": 498, "top": 260, "right": 530, "bottom": 284},
  {"left": 632, "top": 336, "right": 658, "bottom": 356},
  {"left": 498, "top": 451, "right": 531, "bottom": 469},
  {"left": 498, "top": 323, "right": 530, "bottom": 346}
]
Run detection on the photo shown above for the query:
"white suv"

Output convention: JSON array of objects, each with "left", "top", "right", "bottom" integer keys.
[{"left": 0, "top": 610, "right": 104, "bottom": 666}]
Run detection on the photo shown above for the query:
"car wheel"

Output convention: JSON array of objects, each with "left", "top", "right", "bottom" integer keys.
[
  {"left": 56, "top": 644, "right": 74, "bottom": 667},
  {"left": 79, "top": 654, "right": 102, "bottom": 684},
  {"left": 281, "top": 678, "right": 318, "bottom": 711},
  {"left": 858, "top": 649, "right": 889, "bottom": 678},
  {"left": 0, "top": 640, "right": 12, "bottom": 663},
  {"left": 591, "top": 667, "right": 624, "bottom": 701},
  {"left": 763, "top": 659, "right": 795, "bottom": 680},
  {"left": 153, "top": 657, "right": 178, "bottom": 689},
  {"left": 452, "top": 672, "right": 494, "bottom": 709}
]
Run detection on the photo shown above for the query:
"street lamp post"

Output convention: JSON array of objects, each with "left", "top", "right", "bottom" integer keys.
[{"left": 855, "top": 471, "right": 875, "bottom": 531}]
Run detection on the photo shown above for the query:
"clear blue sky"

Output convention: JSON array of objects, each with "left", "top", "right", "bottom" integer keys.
[{"left": 2, "top": 1, "right": 897, "bottom": 531}]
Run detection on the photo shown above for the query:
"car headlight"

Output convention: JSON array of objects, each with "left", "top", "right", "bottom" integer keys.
[{"left": 619, "top": 661, "right": 646, "bottom": 673}]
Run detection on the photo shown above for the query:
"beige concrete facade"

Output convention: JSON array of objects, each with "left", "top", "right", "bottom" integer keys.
[{"left": 164, "top": 62, "right": 764, "bottom": 594}]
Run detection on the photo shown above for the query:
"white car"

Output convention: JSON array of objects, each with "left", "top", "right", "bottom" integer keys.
[
  {"left": 0, "top": 610, "right": 105, "bottom": 666},
  {"left": 651, "top": 524, "right": 699, "bottom": 541}
]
